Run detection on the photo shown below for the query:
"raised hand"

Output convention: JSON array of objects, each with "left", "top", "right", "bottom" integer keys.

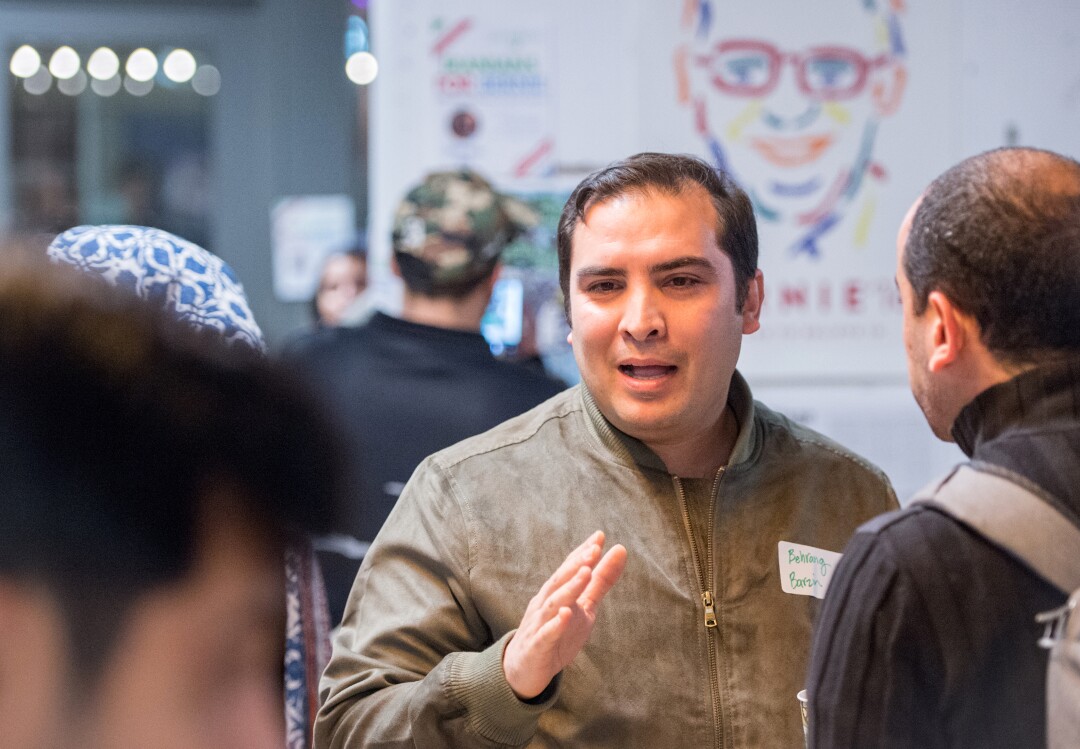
[{"left": 502, "top": 530, "right": 628, "bottom": 699}]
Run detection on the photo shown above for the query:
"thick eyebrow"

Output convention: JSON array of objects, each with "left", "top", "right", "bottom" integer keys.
[
  {"left": 576, "top": 256, "right": 720, "bottom": 282},
  {"left": 575, "top": 265, "right": 627, "bottom": 282},
  {"left": 651, "top": 256, "right": 719, "bottom": 276}
]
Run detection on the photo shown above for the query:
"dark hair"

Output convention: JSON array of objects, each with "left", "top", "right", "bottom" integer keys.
[
  {"left": 905, "top": 147, "right": 1080, "bottom": 363},
  {"left": 556, "top": 152, "right": 758, "bottom": 320},
  {"left": 393, "top": 250, "right": 499, "bottom": 300},
  {"left": 0, "top": 259, "right": 344, "bottom": 689}
]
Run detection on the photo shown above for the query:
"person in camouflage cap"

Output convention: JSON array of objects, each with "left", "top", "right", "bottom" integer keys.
[
  {"left": 282, "top": 167, "right": 564, "bottom": 624},
  {"left": 392, "top": 168, "right": 537, "bottom": 296}
]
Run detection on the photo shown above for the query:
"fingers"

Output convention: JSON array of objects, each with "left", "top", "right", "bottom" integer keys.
[
  {"left": 527, "top": 565, "right": 591, "bottom": 637},
  {"left": 505, "top": 604, "right": 576, "bottom": 699},
  {"left": 531, "top": 605, "right": 574, "bottom": 648},
  {"left": 503, "top": 533, "right": 627, "bottom": 700},
  {"left": 536, "top": 531, "right": 604, "bottom": 599},
  {"left": 580, "top": 544, "right": 627, "bottom": 611},
  {"left": 551, "top": 565, "right": 592, "bottom": 609}
]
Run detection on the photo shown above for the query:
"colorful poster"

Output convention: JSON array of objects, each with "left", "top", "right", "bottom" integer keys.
[
  {"left": 373, "top": 0, "right": 955, "bottom": 381},
  {"left": 426, "top": 10, "right": 556, "bottom": 181},
  {"left": 640, "top": 0, "right": 951, "bottom": 379}
]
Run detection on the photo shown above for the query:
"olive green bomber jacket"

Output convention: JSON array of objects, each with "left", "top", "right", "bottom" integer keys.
[{"left": 316, "top": 373, "right": 898, "bottom": 748}]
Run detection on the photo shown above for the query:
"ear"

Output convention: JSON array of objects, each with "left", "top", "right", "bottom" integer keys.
[
  {"left": 740, "top": 269, "right": 764, "bottom": 334},
  {"left": 871, "top": 60, "right": 907, "bottom": 118},
  {"left": 924, "top": 290, "right": 969, "bottom": 372},
  {"left": 390, "top": 255, "right": 402, "bottom": 280}
]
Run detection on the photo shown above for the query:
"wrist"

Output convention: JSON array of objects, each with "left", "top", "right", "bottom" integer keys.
[{"left": 502, "top": 632, "right": 552, "bottom": 700}]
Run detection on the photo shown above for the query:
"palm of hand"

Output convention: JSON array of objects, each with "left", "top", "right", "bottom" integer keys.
[{"left": 503, "top": 531, "right": 628, "bottom": 700}]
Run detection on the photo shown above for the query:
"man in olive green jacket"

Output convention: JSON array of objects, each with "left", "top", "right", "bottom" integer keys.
[{"left": 316, "top": 153, "right": 897, "bottom": 748}]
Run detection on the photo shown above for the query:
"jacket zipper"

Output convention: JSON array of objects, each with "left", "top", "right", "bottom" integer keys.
[{"left": 674, "top": 467, "right": 726, "bottom": 749}]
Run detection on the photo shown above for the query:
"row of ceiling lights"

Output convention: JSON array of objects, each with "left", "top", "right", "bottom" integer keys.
[
  {"left": 8, "top": 42, "right": 375, "bottom": 94},
  {"left": 9, "top": 45, "right": 220, "bottom": 96}
]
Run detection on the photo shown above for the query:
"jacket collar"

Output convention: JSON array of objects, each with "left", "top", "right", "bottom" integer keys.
[
  {"left": 952, "top": 357, "right": 1080, "bottom": 457},
  {"left": 579, "top": 370, "right": 759, "bottom": 474}
]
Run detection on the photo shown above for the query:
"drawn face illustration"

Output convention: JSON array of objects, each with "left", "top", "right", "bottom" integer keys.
[{"left": 677, "top": 0, "right": 906, "bottom": 256}]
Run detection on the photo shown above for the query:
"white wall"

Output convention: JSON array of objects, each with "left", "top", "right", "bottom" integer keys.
[
  {"left": 3, "top": 0, "right": 1074, "bottom": 495},
  {"left": 368, "top": 0, "right": 1078, "bottom": 497},
  {"left": 959, "top": 0, "right": 1080, "bottom": 156}
]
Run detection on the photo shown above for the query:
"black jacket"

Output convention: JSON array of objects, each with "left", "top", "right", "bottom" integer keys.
[
  {"left": 806, "top": 359, "right": 1080, "bottom": 748},
  {"left": 282, "top": 312, "right": 565, "bottom": 622}
]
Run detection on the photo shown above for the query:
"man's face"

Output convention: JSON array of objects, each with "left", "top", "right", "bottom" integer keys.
[
  {"left": 12, "top": 502, "right": 286, "bottom": 749},
  {"left": 317, "top": 253, "right": 367, "bottom": 326},
  {"left": 896, "top": 199, "right": 952, "bottom": 441},
  {"left": 683, "top": 0, "right": 902, "bottom": 223},
  {"left": 567, "top": 185, "right": 761, "bottom": 451}
]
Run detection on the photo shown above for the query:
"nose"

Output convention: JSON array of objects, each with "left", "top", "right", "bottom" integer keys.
[
  {"left": 619, "top": 286, "right": 665, "bottom": 342},
  {"left": 762, "top": 58, "right": 819, "bottom": 128}
]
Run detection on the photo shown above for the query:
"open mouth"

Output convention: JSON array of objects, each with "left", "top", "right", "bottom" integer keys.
[{"left": 619, "top": 364, "right": 677, "bottom": 380}]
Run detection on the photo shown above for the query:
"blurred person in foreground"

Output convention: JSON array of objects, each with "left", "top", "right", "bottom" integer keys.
[
  {"left": 315, "top": 152, "right": 896, "bottom": 748},
  {"left": 0, "top": 257, "right": 343, "bottom": 748},
  {"left": 46, "top": 224, "right": 336, "bottom": 749},
  {"left": 283, "top": 169, "right": 564, "bottom": 624},
  {"left": 806, "top": 147, "right": 1080, "bottom": 748},
  {"left": 0, "top": 231, "right": 53, "bottom": 262},
  {"left": 46, "top": 224, "right": 264, "bottom": 350}
]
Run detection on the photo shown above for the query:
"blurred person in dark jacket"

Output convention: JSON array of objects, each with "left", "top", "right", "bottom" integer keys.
[{"left": 283, "top": 169, "right": 564, "bottom": 623}]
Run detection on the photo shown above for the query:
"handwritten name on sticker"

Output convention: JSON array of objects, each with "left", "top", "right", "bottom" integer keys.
[{"left": 778, "top": 541, "right": 843, "bottom": 600}]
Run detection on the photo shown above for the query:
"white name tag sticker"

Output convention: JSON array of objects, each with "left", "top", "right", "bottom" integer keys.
[{"left": 778, "top": 541, "right": 843, "bottom": 599}]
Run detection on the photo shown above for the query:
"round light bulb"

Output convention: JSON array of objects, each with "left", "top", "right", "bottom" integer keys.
[
  {"left": 91, "top": 74, "right": 122, "bottom": 97},
  {"left": 191, "top": 64, "right": 221, "bottom": 96},
  {"left": 125, "top": 48, "right": 158, "bottom": 82},
  {"left": 58, "top": 69, "right": 88, "bottom": 96},
  {"left": 345, "top": 51, "right": 378, "bottom": 85},
  {"left": 9, "top": 45, "right": 41, "bottom": 79},
  {"left": 24, "top": 67, "right": 53, "bottom": 95},
  {"left": 48, "top": 46, "right": 81, "bottom": 80},
  {"left": 87, "top": 47, "right": 120, "bottom": 81},
  {"left": 162, "top": 49, "right": 197, "bottom": 83},
  {"left": 124, "top": 75, "right": 155, "bottom": 97}
]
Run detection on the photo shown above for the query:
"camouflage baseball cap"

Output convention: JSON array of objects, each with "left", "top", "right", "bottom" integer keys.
[{"left": 392, "top": 169, "right": 537, "bottom": 292}]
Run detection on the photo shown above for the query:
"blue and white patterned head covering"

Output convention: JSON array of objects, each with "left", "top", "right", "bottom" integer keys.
[{"left": 48, "top": 225, "right": 264, "bottom": 351}]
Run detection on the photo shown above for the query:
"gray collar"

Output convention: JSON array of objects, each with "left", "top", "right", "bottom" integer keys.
[{"left": 579, "top": 370, "right": 759, "bottom": 474}]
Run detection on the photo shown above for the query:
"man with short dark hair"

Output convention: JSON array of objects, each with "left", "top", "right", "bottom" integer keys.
[
  {"left": 284, "top": 169, "right": 564, "bottom": 622},
  {"left": 316, "top": 152, "right": 896, "bottom": 748},
  {"left": 0, "top": 259, "right": 343, "bottom": 749},
  {"left": 806, "top": 147, "right": 1080, "bottom": 748}
]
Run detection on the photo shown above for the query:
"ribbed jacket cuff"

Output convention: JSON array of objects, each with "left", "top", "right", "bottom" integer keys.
[{"left": 446, "top": 630, "right": 559, "bottom": 746}]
